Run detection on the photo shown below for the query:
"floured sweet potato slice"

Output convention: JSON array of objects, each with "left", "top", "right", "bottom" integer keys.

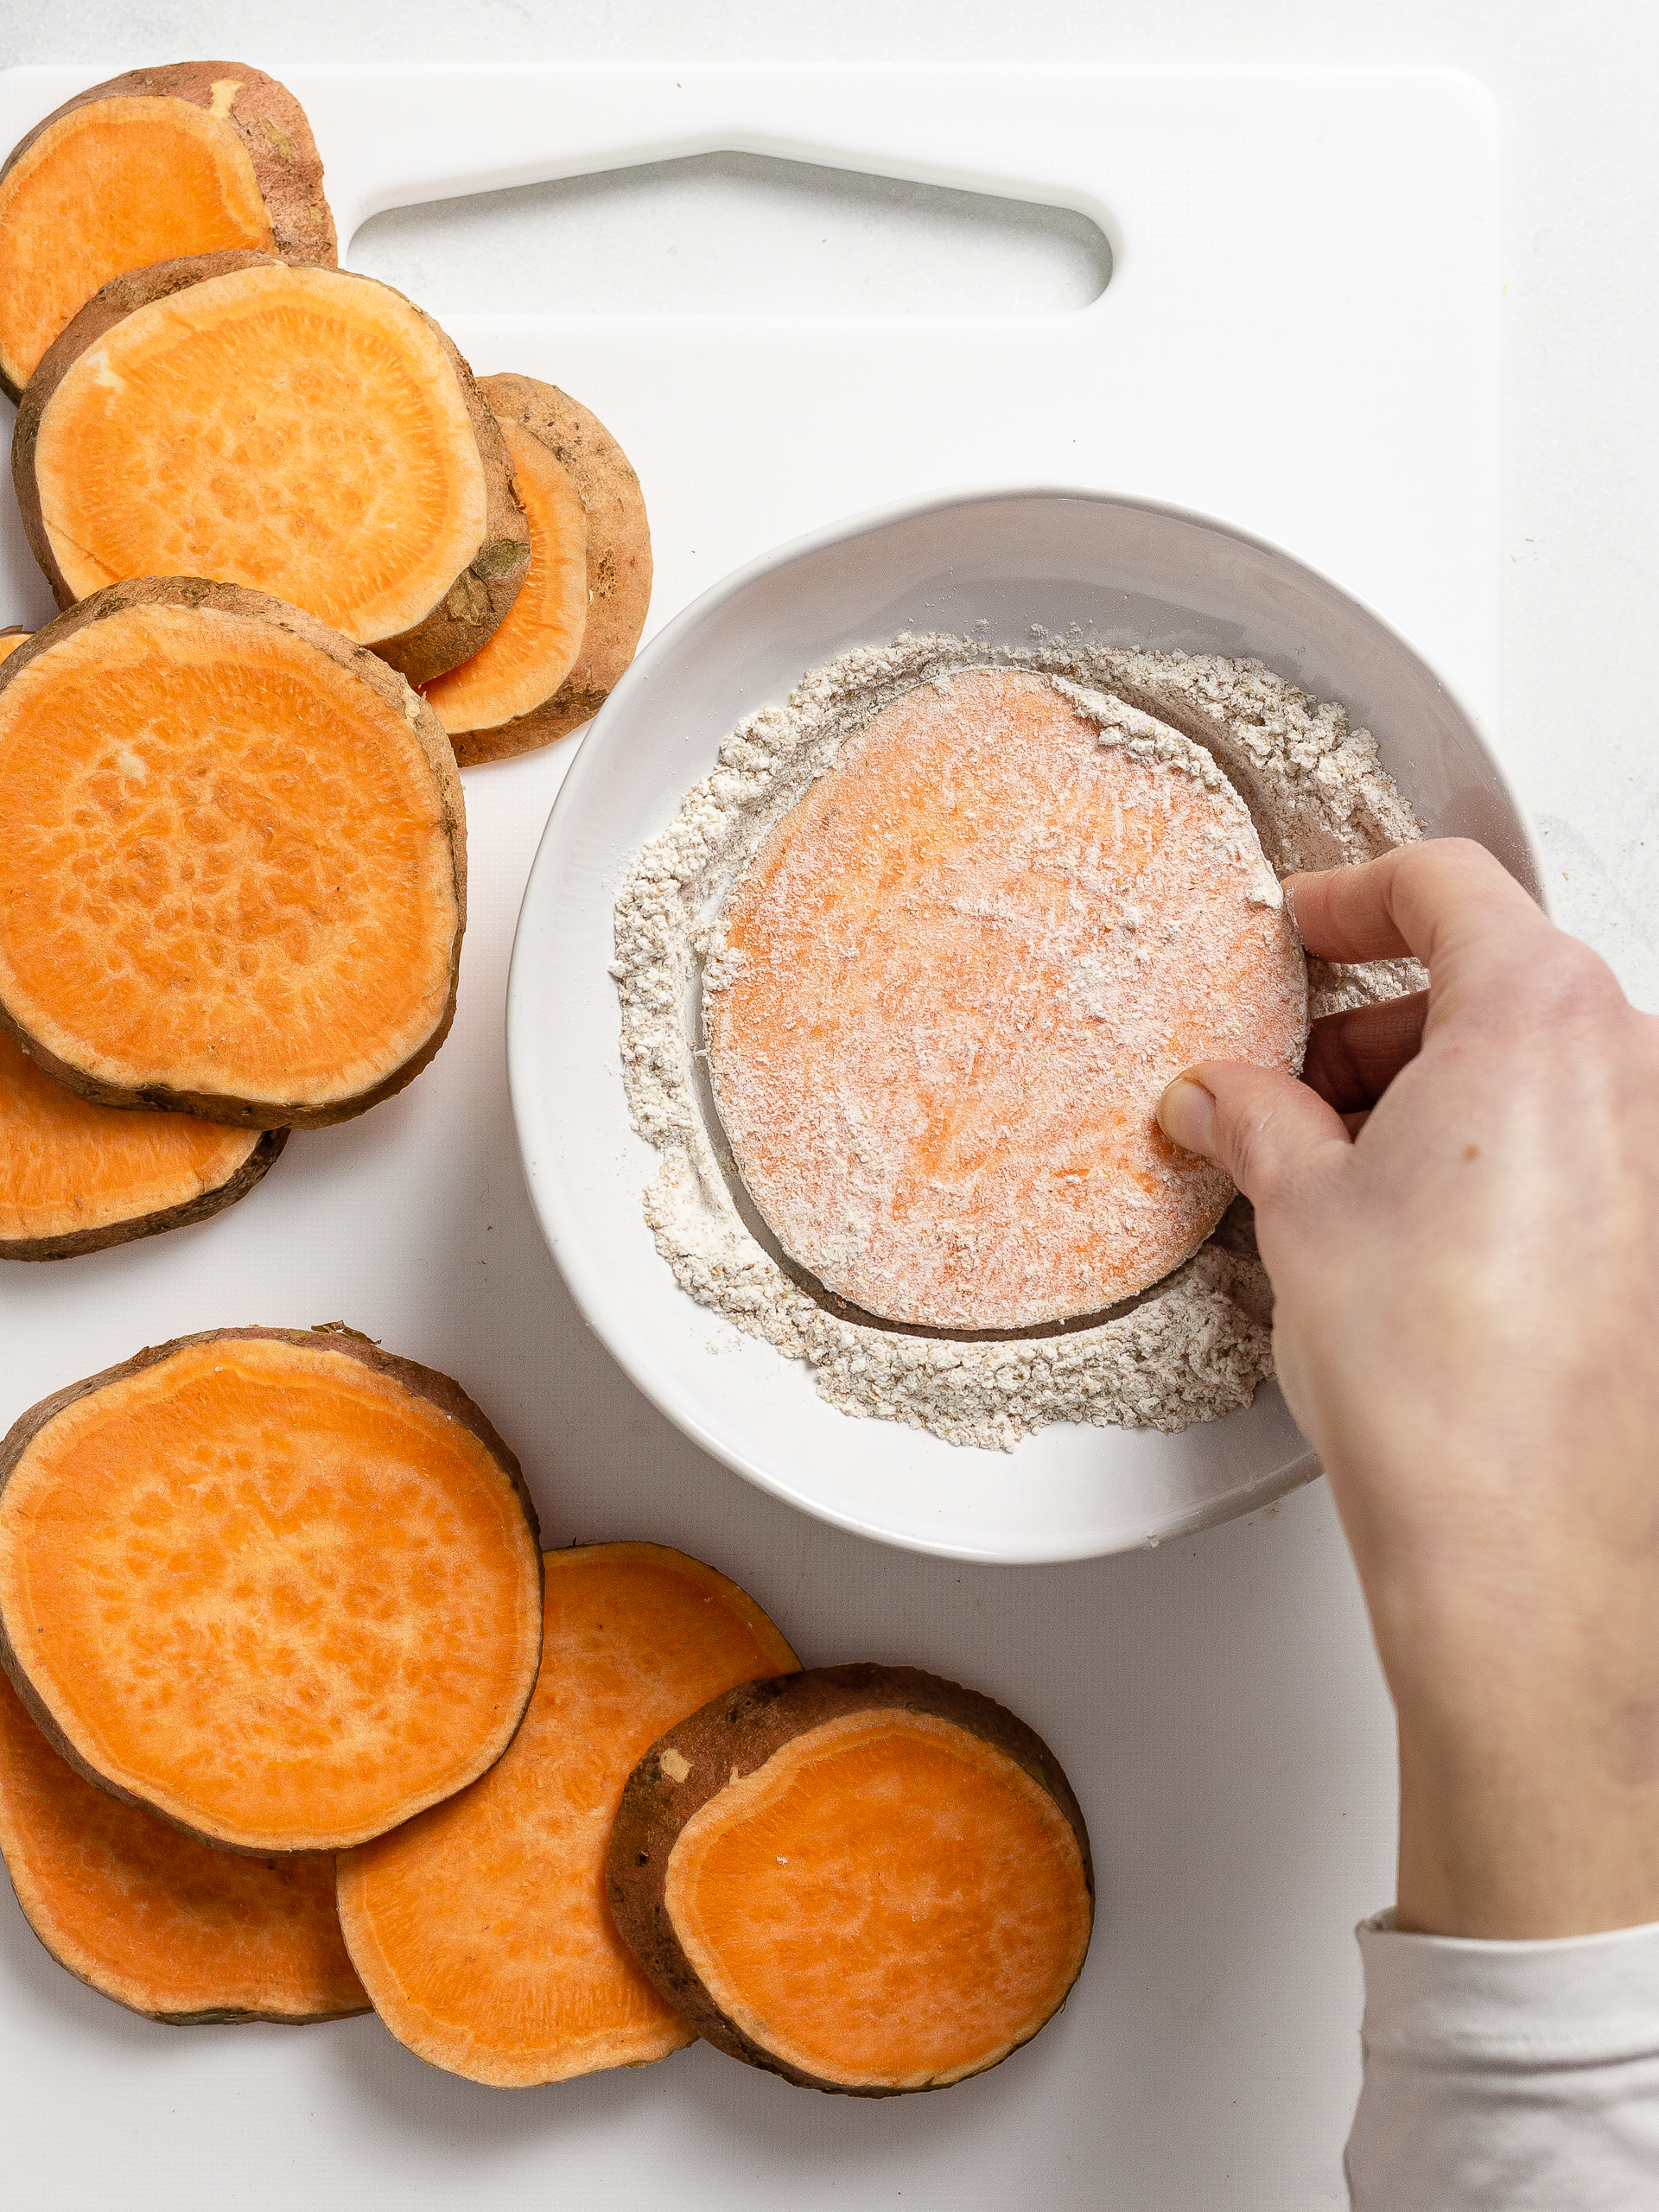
[
  {"left": 339, "top": 1542, "right": 798, "bottom": 2086},
  {"left": 420, "top": 411, "right": 588, "bottom": 757},
  {"left": 0, "top": 1325, "right": 543, "bottom": 1853},
  {"left": 0, "top": 62, "right": 335, "bottom": 402},
  {"left": 0, "top": 1028, "right": 285, "bottom": 1261},
  {"left": 16, "top": 252, "right": 530, "bottom": 685},
  {"left": 609, "top": 1664, "right": 1094, "bottom": 2096},
  {"left": 704, "top": 665, "right": 1306, "bottom": 1330},
  {"left": 0, "top": 1671, "right": 367, "bottom": 2024},
  {"left": 442, "top": 372, "right": 652, "bottom": 760},
  {"left": 0, "top": 579, "right": 463, "bottom": 1128}
]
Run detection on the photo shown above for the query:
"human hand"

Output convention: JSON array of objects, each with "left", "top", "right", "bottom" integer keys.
[{"left": 1157, "top": 839, "right": 1659, "bottom": 1939}]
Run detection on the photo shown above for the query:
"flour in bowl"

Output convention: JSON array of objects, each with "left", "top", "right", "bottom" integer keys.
[{"left": 612, "top": 632, "right": 1421, "bottom": 1451}]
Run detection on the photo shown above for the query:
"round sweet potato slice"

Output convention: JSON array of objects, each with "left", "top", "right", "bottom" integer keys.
[
  {"left": 704, "top": 665, "right": 1307, "bottom": 1329},
  {"left": 338, "top": 1543, "right": 798, "bottom": 2086},
  {"left": 0, "top": 62, "right": 335, "bottom": 402},
  {"left": 0, "top": 1027, "right": 286, "bottom": 1262},
  {"left": 608, "top": 1664, "right": 1095, "bottom": 2096},
  {"left": 446, "top": 372, "right": 652, "bottom": 760},
  {"left": 0, "top": 1326, "right": 543, "bottom": 1854},
  {"left": 0, "top": 578, "right": 464, "bottom": 1128},
  {"left": 0, "top": 629, "right": 28, "bottom": 664},
  {"left": 0, "top": 1671, "right": 367, "bottom": 2024},
  {"left": 15, "top": 252, "right": 530, "bottom": 685}
]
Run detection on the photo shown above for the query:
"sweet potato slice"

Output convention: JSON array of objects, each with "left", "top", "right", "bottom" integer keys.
[
  {"left": 0, "top": 1671, "right": 366, "bottom": 2024},
  {"left": 0, "top": 1326, "right": 543, "bottom": 1853},
  {"left": 0, "top": 1028, "right": 285, "bottom": 1261},
  {"left": 0, "top": 62, "right": 334, "bottom": 402},
  {"left": 420, "top": 414, "right": 588, "bottom": 757},
  {"left": 338, "top": 1542, "right": 798, "bottom": 2086},
  {"left": 16, "top": 252, "right": 529, "bottom": 685},
  {"left": 610, "top": 1665, "right": 1094, "bottom": 2096},
  {"left": 0, "top": 578, "right": 463, "bottom": 1128},
  {"left": 0, "top": 629, "right": 28, "bottom": 664},
  {"left": 443, "top": 372, "right": 652, "bottom": 760},
  {"left": 704, "top": 666, "right": 1306, "bottom": 1329}
]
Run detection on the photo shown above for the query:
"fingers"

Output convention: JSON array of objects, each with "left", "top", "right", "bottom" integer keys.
[
  {"left": 1157, "top": 1059, "right": 1352, "bottom": 1206},
  {"left": 1287, "top": 840, "right": 1544, "bottom": 969},
  {"left": 1301, "top": 991, "right": 1428, "bottom": 1113}
]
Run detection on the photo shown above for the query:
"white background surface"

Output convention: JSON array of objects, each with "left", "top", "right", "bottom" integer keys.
[{"left": 0, "top": 6, "right": 1651, "bottom": 2209}]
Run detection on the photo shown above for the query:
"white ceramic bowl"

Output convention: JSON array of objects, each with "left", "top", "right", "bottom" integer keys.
[{"left": 507, "top": 486, "right": 1541, "bottom": 1564}]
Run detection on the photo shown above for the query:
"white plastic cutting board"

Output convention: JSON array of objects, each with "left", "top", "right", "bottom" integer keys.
[{"left": 0, "top": 65, "right": 1495, "bottom": 2212}]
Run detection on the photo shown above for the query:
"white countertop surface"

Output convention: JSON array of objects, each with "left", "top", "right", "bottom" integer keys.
[{"left": 1, "top": 7, "right": 1651, "bottom": 2209}]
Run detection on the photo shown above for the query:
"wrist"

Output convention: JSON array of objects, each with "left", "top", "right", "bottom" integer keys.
[{"left": 1395, "top": 1719, "right": 1659, "bottom": 1939}]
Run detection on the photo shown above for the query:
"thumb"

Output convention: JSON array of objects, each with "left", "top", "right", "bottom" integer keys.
[{"left": 1157, "top": 1061, "right": 1351, "bottom": 1211}]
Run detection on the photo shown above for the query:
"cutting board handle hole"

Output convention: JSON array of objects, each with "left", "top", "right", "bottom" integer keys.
[{"left": 349, "top": 150, "right": 1110, "bottom": 315}]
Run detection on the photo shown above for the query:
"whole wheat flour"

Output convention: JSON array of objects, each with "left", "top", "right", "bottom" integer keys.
[{"left": 612, "top": 632, "right": 1422, "bottom": 1451}]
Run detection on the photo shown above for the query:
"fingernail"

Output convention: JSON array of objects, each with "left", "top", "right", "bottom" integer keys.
[{"left": 1157, "top": 1074, "right": 1217, "bottom": 1158}]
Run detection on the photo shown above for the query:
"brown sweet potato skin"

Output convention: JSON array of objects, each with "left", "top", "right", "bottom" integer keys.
[
  {"left": 462, "top": 372, "right": 652, "bottom": 762},
  {"left": 0, "top": 61, "right": 336, "bottom": 404},
  {"left": 0, "top": 1324, "right": 543, "bottom": 1854},
  {"left": 12, "top": 252, "right": 530, "bottom": 684},
  {"left": 0, "top": 575, "right": 466, "bottom": 1129},
  {"left": 607, "top": 1662, "right": 1096, "bottom": 2097},
  {"left": 0, "top": 1125, "right": 288, "bottom": 1262}
]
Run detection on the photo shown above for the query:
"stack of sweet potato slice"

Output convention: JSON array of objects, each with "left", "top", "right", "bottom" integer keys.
[
  {"left": 0, "top": 60, "right": 652, "bottom": 1260},
  {"left": 429, "top": 372, "right": 652, "bottom": 762},
  {"left": 0, "top": 1329, "right": 1094, "bottom": 2092}
]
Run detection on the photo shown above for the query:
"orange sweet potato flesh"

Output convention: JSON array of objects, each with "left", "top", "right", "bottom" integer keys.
[
  {"left": 337, "top": 1543, "right": 799, "bottom": 2086},
  {"left": 16, "top": 253, "right": 529, "bottom": 686},
  {"left": 706, "top": 666, "right": 1306, "bottom": 1329},
  {"left": 0, "top": 62, "right": 335, "bottom": 402},
  {"left": 0, "top": 1327, "right": 543, "bottom": 1853},
  {"left": 0, "top": 580, "right": 464, "bottom": 1128},
  {"left": 0, "top": 1671, "right": 366, "bottom": 2024},
  {"left": 0, "top": 1027, "right": 285, "bottom": 1261},
  {"left": 608, "top": 1664, "right": 1095, "bottom": 2095}
]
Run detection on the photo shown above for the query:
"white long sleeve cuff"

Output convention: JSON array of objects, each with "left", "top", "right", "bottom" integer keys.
[{"left": 1346, "top": 1911, "right": 1659, "bottom": 2209}]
